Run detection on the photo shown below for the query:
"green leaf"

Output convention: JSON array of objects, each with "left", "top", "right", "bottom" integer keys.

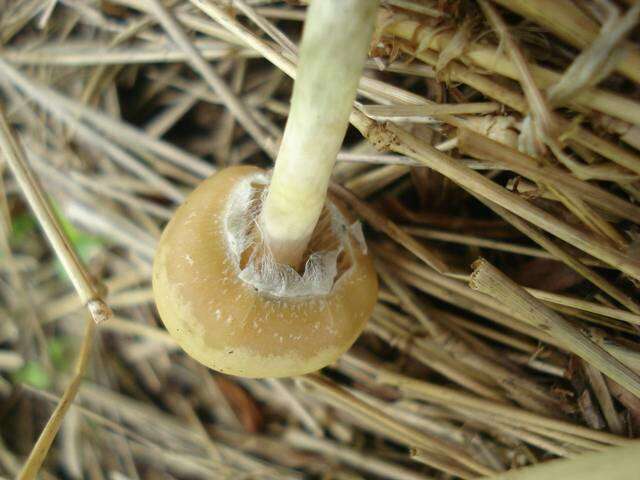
[
  {"left": 52, "top": 202, "right": 104, "bottom": 256},
  {"left": 49, "top": 201, "right": 105, "bottom": 279},
  {"left": 48, "top": 337, "right": 73, "bottom": 372},
  {"left": 13, "top": 362, "right": 50, "bottom": 389},
  {"left": 9, "top": 213, "right": 37, "bottom": 245}
]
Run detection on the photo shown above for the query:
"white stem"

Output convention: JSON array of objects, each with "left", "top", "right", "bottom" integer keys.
[{"left": 261, "top": 0, "right": 379, "bottom": 267}]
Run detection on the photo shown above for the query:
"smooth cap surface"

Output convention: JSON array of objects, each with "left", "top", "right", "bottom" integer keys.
[{"left": 153, "top": 166, "right": 378, "bottom": 377}]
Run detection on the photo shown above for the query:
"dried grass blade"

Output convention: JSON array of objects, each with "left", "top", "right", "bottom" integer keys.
[
  {"left": 469, "top": 259, "right": 640, "bottom": 398},
  {"left": 0, "top": 106, "right": 111, "bottom": 323},
  {"left": 18, "top": 320, "right": 95, "bottom": 480}
]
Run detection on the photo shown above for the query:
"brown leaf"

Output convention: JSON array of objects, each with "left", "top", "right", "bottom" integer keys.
[{"left": 214, "top": 376, "right": 263, "bottom": 433}]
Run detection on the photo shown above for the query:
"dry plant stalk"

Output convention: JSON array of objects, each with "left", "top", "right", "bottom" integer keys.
[
  {"left": 376, "top": 367, "right": 629, "bottom": 446},
  {"left": 17, "top": 320, "right": 95, "bottom": 480},
  {"left": 469, "top": 259, "right": 640, "bottom": 398},
  {"left": 301, "top": 374, "right": 495, "bottom": 477},
  {"left": 457, "top": 128, "right": 640, "bottom": 315},
  {"left": 0, "top": 107, "right": 111, "bottom": 323},
  {"left": 381, "top": 14, "right": 640, "bottom": 125},
  {"left": 145, "top": 0, "right": 277, "bottom": 159},
  {"left": 492, "top": 0, "right": 640, "bottom": 85},
  {"left": 4, "top": 1, "right": 640, "bottom": 479},
  {"left": 383, "top": 19, "right": 640, "bottom": 176},
  {"left": 350, "top": 113, "right": 640, "bottom": 281},
  {"left": 486, "top": 441, "right": 640, "bottom": 480}
]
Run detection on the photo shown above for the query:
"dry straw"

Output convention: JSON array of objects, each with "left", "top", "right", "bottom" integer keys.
[{"left": 2, "top": 1, "right": 640, "bottom": 479}]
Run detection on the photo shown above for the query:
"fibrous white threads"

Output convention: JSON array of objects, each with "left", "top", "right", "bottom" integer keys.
[{"left": 224, "top": 173, "right": 364, "bottom": 298}]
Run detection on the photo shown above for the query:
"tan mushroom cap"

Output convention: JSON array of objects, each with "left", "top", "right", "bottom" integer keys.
[{"left": 153, "top": 166, "right": 378, "bottom": 378}]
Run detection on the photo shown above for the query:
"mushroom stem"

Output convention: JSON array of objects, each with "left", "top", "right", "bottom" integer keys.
[{"left": 260, "top": 0, "right": 378, "bottom": 268}]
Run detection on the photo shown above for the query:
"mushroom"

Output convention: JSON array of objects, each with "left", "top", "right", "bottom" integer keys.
[{"left": 153, "top": 0, "right": 379, "bottom": 378}]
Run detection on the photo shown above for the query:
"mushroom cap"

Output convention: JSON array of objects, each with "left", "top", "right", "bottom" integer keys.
[{"left": 153, "top": 166, "right": 378, "bottom": 378}]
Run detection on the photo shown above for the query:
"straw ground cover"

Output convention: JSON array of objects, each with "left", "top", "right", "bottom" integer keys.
[{"left": 1, "top": 0, "right": 640, "bottom": 479}]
